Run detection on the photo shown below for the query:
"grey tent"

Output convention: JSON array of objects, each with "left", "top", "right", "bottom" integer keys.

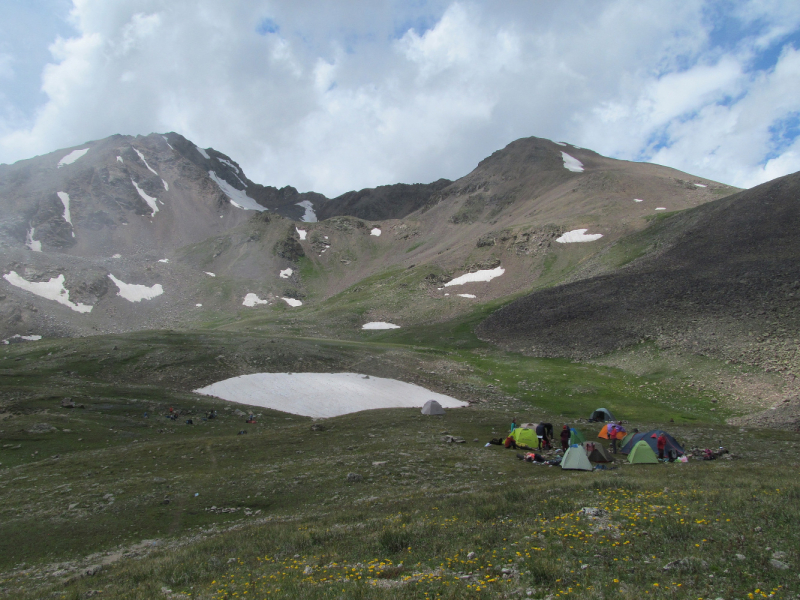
[
  {"left": 583, "top": 441, "right": 614, "bottom": 463},
  {"left": 421, "top": 400, "right": 445, "bottom": 415},
  {"left": 589, "top": 408, "right": 616, "bottom": 422}
]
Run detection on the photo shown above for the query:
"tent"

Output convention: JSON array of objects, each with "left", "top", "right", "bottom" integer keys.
[
  {"left": 627, "top": 440, "right": 659, "bottom": 464},
  {"left": 421, "top": 400, "right": 445, "bottom": 415},
  {"left": 597, "top": 423, "right": 626, "bottom": 440},
  {"left": 561, "top": 446, "right": 593, "bottom": 471},
  {"left": 589, "top": 408, "right": 616, "bottom": 422},
  {"left": 583, "top": 441, "right": 614, "bottom": 463},
  {"left": 620, "top": 430, "right": 685, "bottom": 456},
  {"left": 621, "top": 432, "right": 636, "bottom": 448},
  {"left": 511, "top": 427, "right": 538, "bottom": 449},
  {"left": 569, "top": 428, "right": 586, "bottom": 445}
]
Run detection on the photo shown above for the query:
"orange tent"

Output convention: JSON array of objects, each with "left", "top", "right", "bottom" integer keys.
[{"left": 597, "top": 423, "right": 626, "bottom": 440}]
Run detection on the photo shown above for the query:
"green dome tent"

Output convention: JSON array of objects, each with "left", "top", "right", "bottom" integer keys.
[
  {"left": 569, "top": 428, "right": 586, "bottom": 445},
  {"left": 511, "top": 427, "right": 538, "bottom": 449},
  {"left": 561, "top": 446, "right": 593, "bottom": 471},
  {"left": 627, "top": 440, "right": 659, "bottom": 464}
]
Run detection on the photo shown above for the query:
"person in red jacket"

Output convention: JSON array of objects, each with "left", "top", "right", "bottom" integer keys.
[
  {"left": 657, "top": 433, "right": 668, "bottom": 459},
  {"left": 560, "top": 425, "right": 570, "bottom": 451}
]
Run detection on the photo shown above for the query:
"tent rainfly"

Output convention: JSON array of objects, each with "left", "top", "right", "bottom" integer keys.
[
  {"left": 561, "top": 446, "right": 593, "bottom": 471},
  {"left": 627, "top": 440, "right": 659, "bottom": 464},
  {"left": 589, "top": 408, "right": 616, "bottom": 422},
  {"left": 583, "top": 441, "right": 614, "bottom": 463},
  {"left": 620, "top": 430, "right": 685, "bottom": 456},
  {"left": 421, "top": 400, "right": 445, "bottom": 415},
  {"left": 511, "top": 427, "right": 538, "bottom": 449},
  {"left": 569, "top": 428, "right": 586, "bottom": 445}
]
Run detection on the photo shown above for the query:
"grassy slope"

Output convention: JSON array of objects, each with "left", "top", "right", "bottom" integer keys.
[{"left": 1, "top": 322, "right": 798, "bottom": 599}]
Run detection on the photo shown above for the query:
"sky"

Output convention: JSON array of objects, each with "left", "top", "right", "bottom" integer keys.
[{"left": 0, "top": 0, "right": 799, "bottom": 197}]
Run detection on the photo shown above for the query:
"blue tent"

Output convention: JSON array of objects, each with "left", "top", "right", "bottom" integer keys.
[{"left": 620, "top": 430, "right": 684, "bottom": 456}]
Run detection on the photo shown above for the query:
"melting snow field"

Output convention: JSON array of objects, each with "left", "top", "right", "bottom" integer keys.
[
  {"left": 58, "top": 148, "right": 89, "bottom": 167},
  {"left": 26, "top": 228, "right": 42, "bottom": 252},
  {"left": 561, "top": 152, "right": 584, "bottom": 173},
  {"left": 195, "top": 372, "right": 468, "bottom": 418},
  {"left": 208, "top": 171, "right": 265, "bottom": 212},
  {"left": 457, "top": 294, "right": 476, "bottom": 298},
  {"left": 296, "top": 200, "right": 317, "bottom": 222},
  {"left": 131, "top": 179, "right": 159, "bottom": 216},
  {"left": 282, "top": 297, "right": 302, "bottom": 307},
  {"left": 279, "top": 268, "right": 293, "bottom": 279},
  {"left": 3, "top": 271, "right": 92, "bottom": 313},
  {"left": 362, "top": 322, "right": 400, "bottom": 330},
  {"left": 444, "top": 267, "right": 505, "bottom": 287},
  {"left": 56, "top": 192, "right": 74, "bottom": 235},
  {"left": 296, "top": 228, "right": 307, "bottom": 240},
  {"left": 2, "top": 334, "right": 42, "bottom": 344},
  {"left": 556, "top": 229, "right": 604, "bottom": 243},
  {"left": 370, "top": 228, "right": 382, "bottom": 236},
  {"left": 243, "top": 293, "right": 268, "bottom": 307},
  {"left": 108, "top": 274, "right": 164, "bottom": 302}
]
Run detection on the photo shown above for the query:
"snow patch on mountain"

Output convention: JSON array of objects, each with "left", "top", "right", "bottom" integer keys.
[
  {"left": 58, "top": 148, "right": 89, "bottom": 167},
  {"left": 158, "top": 259, "right": 169, "bottom": 263},
  {"left": 194, "top": 372, "right": 467, "bottom": 418},
  {"left": 282, "top": 297, "right": 303, "bottom": 307},
  {"left": 561, "top": 152, "right": 584, "bottom": 173},
  {"left": 694, "top": 183, "right": 707, "bottom": 188},
  {"left": 216, "top": 157, "right": 239, "bottom": 174},
  {"left": 196, "top": 146, "right": 210, "bottom": 159},
  {"left": 205, "top": 272, "right": 216, "bottom": 277},
  {"left": 296, "top": 228, "right": 307, "bottom": 240},
  {"left": 2, "top": 334, "right": 42, "bottom": 344},
  {"left": 296, "top": 200, "right": 317, "bottom": 222},
  {"left": 444, "top": 267, "right": 505, "bottom": 287},
  {"left": 131, "top": 179, "right": 159, "bottom": 216},
  {"left": 634, "top": 198, "right": 643, "bottom": 202},
  {"left": 371, "top": 228, "right": 381, "bottom": 236},
  {"left": 162, "top": 179, "right": 169, "bottom": 191},
  {"left": 279, "top": 268, "right": 293, "bottom": 279},
  {"left": 133, "top": 148, "right": 158, "bottom": 175},
  {"left": 556, "top": 229, "right": 603, "bottom": 243},
  {"left": 162, "top": 136, "right": 174, "bottom": 150},
  {"left": 108, "top": 274, "right": 164, "bottom": 302},
  {"left": 116, "top": 156, "right": 123, "bottom": 163},
  {"left": 243, "top": 293, "right": 268, "bottom": 307},
  {"left": 3, "top": 271, "right": 93, "bottom": 313},
  {"left": 656, "top": 207, "right": 667, "bottom": 211},
  {"left": 26, "top": 228, "right": 42, "bottom": 252},
  {"left": 457, "top": 294, "right": 476, "bottom": 298},
  {"left": 362, "top": 322, "right": 400, "bottom": 330},
  {"left": 56, "top": 192, "right": 75, "bottom": 236},
  {"left": 208, "top": 171, "right": 265, "bottom": 211}
]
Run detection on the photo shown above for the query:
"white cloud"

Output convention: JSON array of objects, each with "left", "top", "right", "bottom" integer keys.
[{"left": 0, "top": 0, "right": 798, "bottom": 194}]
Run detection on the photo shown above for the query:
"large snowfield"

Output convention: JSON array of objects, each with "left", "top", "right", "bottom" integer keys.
[
  {"left": 3, "top": 271, "right": 93, "bottom": 313},
  {"left": 194, "top": 372, "right": 468, "bottom": 418},
  {"left": 556, "top": 229, "right": 603, "bottom": 243}
]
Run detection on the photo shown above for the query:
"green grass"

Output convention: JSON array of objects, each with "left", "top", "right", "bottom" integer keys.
[{"left": 0, "top": 322, "right": 797, "bottom": 599}]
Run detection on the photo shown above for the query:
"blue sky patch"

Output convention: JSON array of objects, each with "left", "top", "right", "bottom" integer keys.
[
  {"left": 750, "top": 29, "right": 800, "bottom": 72},
  {"left": 764, "top": 111, "right": 800, "bottom": 162},
  {"left": 256, "top": 18, "right": 279, "bottom": 36}
]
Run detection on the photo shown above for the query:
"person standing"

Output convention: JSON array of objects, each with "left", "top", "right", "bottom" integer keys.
[
  {"left": 609, "top": 423, "right": 619, "bottom": 454},
  {"left": 560, "top": 425, "right": 570, "bottom": 451},
  {"left": 510, "top": 417, "right": 517, "bottom": 433},
  {"left": 657, "top": 433, "right": 668, "bottom": 460}
]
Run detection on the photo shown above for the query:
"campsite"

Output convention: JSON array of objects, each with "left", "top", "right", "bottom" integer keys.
[{"left": 1, "top": 330, "right": 798, "bottom": 600}]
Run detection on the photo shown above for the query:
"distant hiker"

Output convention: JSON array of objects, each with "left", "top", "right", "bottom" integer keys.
[
  {"left": 560, "top": 425, "right": 570, "bottom": 451},
  {"left": 510, "top": 417, "right": 517, "bottom": 433},
  {"left": 657, "top": 433, "right": 668, "bottom": 460},
  {"left": 207, "top": 410, "right": 217, "bottom": 420}
]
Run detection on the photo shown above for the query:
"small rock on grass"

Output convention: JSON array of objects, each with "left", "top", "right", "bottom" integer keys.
[
  {"left": 346, "top": 473, "right": 363, "bottom": 482},
  {"left": 769, "top": 558, "right": 789, "bottom": 570}
]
